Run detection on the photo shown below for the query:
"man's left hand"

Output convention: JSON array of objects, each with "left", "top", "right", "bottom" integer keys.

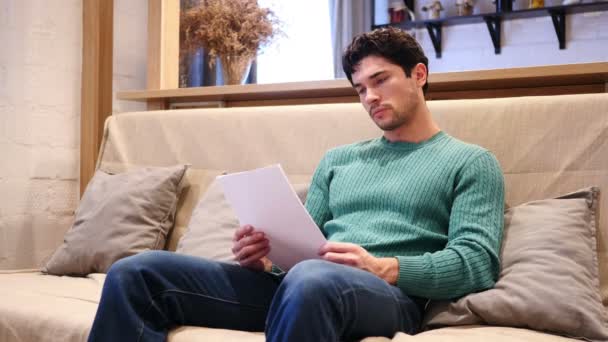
[{"left": 318, "top": 242, "right": 398, "bottom": 285}]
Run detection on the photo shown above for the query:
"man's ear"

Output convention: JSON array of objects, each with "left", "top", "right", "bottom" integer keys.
[{"left": 414, "top": 63, "right": 428, "bottom": 87}]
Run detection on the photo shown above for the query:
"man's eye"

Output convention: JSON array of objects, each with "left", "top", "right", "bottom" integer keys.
[
  {"left": 377, "top": 77, "right": 388, "bottom": 85},
  {"left": 357, "top": 88, "right": 366, "bottom": 95}
]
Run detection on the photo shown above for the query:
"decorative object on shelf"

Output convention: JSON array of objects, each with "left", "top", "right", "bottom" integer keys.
[
  {"left": 389, "top": 0, "right": 416, "bottom": 23},
  {"left": 529, "top": 0, "right": 544, "bottom": 9},
  {"left": 422, "top": 0, "right": 445, "bottom": 20},
  {"left": 455, "top": 0, "right": 475, "bottom": 16},
  {"left": 180, "top": 0, "right": 281, "bottom": 85},
  {"left": 219, "top": 55, "right": 253, "bottom": 85}
]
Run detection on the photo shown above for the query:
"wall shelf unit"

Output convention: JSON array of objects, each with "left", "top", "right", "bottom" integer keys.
[
  {"left": 116, "top": 62, "right": 608, "bottom": 108},
  {"left": 374, "top": 1, "right": 608, "bottom": 58}
]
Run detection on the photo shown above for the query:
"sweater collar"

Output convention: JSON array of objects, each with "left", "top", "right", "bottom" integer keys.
[{"left": 379, "top": 131, "right": 447, "bottom": 151}]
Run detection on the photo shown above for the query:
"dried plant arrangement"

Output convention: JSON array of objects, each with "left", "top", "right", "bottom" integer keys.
[{"left": 180, "top": 0, "right": 281, "bottom": 66}]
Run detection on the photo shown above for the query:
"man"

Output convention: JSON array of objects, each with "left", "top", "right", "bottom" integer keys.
[{"left": 88, "top": 27, "right": 504, "bottom": 342}]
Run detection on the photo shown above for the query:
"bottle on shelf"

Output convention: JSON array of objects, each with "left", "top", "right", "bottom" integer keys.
[{"left": 422, "top": 0, "right": 445, "bottom": 19}]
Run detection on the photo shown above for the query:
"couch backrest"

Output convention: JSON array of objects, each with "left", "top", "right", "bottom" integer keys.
[{"left": 98, "top": 93, "right": 608, "bottom": 303}]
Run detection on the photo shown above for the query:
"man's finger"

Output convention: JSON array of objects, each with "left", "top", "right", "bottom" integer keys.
[
  {"left": 233, "top": 224, "right": 254, "bottom": 242},
  {"left": 233, "top": 232, "right": 265, "bottom": 254},
  {"left": 235, "top": 239, "right": 269, "bottom": 261},
  {"left": 239, "top": 247, "right": 271, "bottom": 267},
  {"left": 322, "top": 252, "right": 358, "bottom": 266},
  {"left": 319, "top": 242, "right": 358, "bottom": 255}
]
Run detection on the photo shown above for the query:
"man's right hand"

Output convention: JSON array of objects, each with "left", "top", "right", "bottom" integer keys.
[{"left": 232, "top": 224, "right": 272, "bottom": 272}]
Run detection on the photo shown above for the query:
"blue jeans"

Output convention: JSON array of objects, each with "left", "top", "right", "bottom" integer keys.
[{"left": 87, "top": 251, "right": 423, "bottom": 342}]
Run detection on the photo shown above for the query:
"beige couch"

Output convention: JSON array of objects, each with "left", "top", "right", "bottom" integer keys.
[{"left": 1, "top": 93, "right": 607, "bottom": 342}]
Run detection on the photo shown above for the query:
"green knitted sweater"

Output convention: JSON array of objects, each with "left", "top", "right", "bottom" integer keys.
[{"left": 305, "top": 131, "right": 505, "bottom": 300}]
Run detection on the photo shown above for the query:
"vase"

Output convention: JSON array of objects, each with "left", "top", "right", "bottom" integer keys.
[{"left": 219, "top": 55, "right": 253, "bottom": 85}]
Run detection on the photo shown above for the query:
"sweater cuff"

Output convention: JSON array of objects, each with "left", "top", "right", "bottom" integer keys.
[
  {"left": 269, "top": 264, "right": 284, "bottom": 275},
  {"left": 395, "top": 255, "right": 433, "bottom": 296}
]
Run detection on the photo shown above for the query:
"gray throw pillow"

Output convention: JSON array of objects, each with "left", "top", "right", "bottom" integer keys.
[
  {"left": 176, "top": 179, "right": 309, "bottom": 262},
  {"left": 423, "top": 187, "right": 608, "bottom": 341},
  {"left": 43, "top": 165, "right": 187, "bottom": 276}
]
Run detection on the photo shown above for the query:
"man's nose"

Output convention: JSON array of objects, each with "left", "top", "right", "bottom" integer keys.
[{"left": 364, "top": 88, "right": 380, "bottom": 106}]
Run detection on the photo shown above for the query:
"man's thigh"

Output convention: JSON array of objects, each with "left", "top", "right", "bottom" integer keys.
[
  {"left": 132, "top": 251, "right": 282, "bottom": 331},
  {"left": 282, "top": 260, "right": 422, "bottom": 338}
]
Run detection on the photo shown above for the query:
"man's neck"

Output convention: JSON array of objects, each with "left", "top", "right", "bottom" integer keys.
[{"left": 383, "top": 109, "right": 440, "bottom": 143}]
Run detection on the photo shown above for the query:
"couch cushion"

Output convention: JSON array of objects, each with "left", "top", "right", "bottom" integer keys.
[
  {"left": 390, "top": 326, "right": 578, "bottom": 342},
  {"left": 168, "top": 326, "right": 265, "bottom": 342},
  {"left": 423, "top": 187, "right": 608, "bottom": 340},
  {"left": 166, "top": 168, "right": 225, "bottom": 251},
  {"left": 43, "top": 165, "right": 187, "bottom": 275},
  {"left": 0, "top": 271, "right": 104, "bottom": 342},
  {"left": 165, "top": 325, "right": 578, "bottom": 342}
]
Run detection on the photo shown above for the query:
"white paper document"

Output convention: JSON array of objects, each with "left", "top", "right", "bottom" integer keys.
[{"left": 218, "top": 164, "right": 327, "bottom": 270}]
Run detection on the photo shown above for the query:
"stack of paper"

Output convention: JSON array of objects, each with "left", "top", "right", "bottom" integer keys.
[{"left": 218, "top": 164, "right": 327, "bottom": 270}]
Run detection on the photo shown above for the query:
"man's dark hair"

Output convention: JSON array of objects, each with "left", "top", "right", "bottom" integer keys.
[{"left": 342, "top": 27, "right": 429, "bottom": 94}]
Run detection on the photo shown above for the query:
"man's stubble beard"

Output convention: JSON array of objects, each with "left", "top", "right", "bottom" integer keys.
[{"left": 372, "top": 108, "right": 410, "bottom": 132}]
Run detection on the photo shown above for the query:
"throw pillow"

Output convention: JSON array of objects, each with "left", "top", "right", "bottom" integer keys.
[
  {"left": 176, "top": 178, "right": 309, "bottom": 263},
  {"left": 165, "top": 168, "right": 225, "bottom": 252},
  {"left": 43, "top": 165, "right": 187, "bottom": 276},
  {"left": 423, "top": 187, "right": 608, "bottom": 340}
]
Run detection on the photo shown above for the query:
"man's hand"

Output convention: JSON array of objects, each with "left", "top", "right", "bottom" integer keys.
[
  {"left": 232, "top": 225, "right": 272, "bottom": 272},
  {"left": 319, "top": 242, "right": 399, "bottom": 284}
]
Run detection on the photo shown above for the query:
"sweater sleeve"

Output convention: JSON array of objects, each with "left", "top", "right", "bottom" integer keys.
[
  {"left": 304, "top": 152, "right": 334, "bottom": 236},
  {"left": 395, "top": 151, "right": 505, "bottom": 299}
]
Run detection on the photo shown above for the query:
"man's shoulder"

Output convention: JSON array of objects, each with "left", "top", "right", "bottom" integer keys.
[
  {"left": 439, "top": 135, "right": 503, "bottom": 174},
  {"left": 443, "top": 134, "right": 490, "bottom": 157}
]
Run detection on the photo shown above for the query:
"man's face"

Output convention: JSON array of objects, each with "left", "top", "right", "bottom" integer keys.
[{"left": 351, "top": 55, "right": 425, "bottom": 132}]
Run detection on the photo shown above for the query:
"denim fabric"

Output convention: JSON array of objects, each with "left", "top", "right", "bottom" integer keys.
[{"left": 88, "top": 251, "right": 422, "bottom": 342}]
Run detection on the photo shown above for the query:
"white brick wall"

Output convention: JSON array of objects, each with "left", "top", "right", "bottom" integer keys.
[
  {"left": 0, "top": 0, "right": 147, "bottom": 269},
  {"left": 0, "top": 0, "right": 81, "bottom": 269}
]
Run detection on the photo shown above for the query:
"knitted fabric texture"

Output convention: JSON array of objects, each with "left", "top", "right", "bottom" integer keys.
[{"left": 305, "top": 131, "right": 505, "bottom": 300}]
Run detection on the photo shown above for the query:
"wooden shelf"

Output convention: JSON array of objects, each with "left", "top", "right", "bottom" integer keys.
[
  {"left": 116, "top": 62, "right": 608, "bottom": 108},
  {"left": 394, "top": 2, "right": 608, "bottom": 27},
  {"left": 375, "top": 1, "right": 608, "bottom": 57},
  {"left": 118, "top": 79, "right": 356, "bottom": 104}
]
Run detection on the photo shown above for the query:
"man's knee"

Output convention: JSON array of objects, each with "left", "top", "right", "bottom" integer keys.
[
  {"left": 288, "top": 259, "right": 337, "bottom": 277},
  {"left": 105, "top": 250, "right": 168, "bottom": 286},
  {"left": 280, "top": 260, "right": 346, "bottom": 299}
]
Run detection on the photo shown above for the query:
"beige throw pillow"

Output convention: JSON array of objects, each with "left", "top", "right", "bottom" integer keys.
[
  {"left": 176, "top": 179, "right": 309, "bottom": 262},
  {"left": 423, "top": 187, "right": 608, "bottom": 341},
  {"left": 165, "top": 168, "right": 226, "bottom": 251},
  {"left": 43, "top": 165, "right": 187, "bottom": 276}
]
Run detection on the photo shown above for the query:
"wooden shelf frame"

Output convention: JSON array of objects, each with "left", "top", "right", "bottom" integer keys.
[
  {"left": 116, "top": 62, "right": 608, "bottom": 108},
  {"left": 375, "top": 2, "right": 608, "bottom": 58},
  {"left": 81, "top": 0, "right": 113, "bottom": 195}
]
